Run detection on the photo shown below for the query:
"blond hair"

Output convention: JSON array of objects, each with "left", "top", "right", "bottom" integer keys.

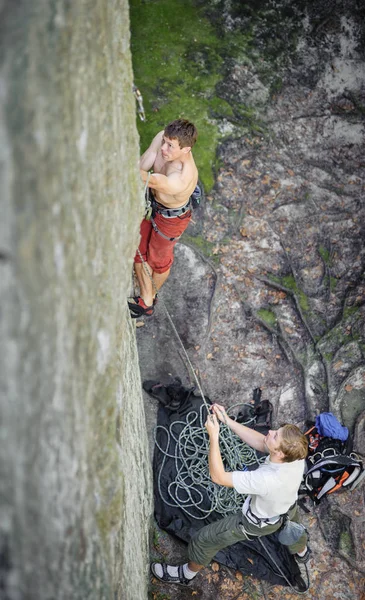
[{"left": 278, "top": 424, "right": 308, "bottom": 462}]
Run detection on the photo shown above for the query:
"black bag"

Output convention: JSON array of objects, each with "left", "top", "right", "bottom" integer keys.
[{"left": 190, "top": 184, "right": 202, "bottom": 209}]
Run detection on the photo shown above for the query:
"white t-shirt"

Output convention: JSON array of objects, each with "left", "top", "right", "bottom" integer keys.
[{"left": 232, "top": 456, "right": 305, "bottom": 520}]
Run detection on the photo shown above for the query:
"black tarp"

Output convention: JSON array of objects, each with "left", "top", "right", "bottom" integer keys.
[{"left": 152, "top": 388, "right": 305, "bottom": 589}]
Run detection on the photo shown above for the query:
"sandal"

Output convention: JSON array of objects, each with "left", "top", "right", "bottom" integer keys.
[
  {"left": 128, "top": 296, "right": 154, "bottom": 318},
  {"left": 150, "top": 563, "right": 190, "bottom": 586}
]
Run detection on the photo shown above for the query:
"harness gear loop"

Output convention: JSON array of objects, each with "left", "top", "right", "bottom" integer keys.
[{"left": 150, "top": 216, "right": 182, "bottom": 242}]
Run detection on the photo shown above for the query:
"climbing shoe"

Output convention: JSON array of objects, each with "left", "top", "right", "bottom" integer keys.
[{"left": 128, "top": 296, "right": 154, "bottom": 318}]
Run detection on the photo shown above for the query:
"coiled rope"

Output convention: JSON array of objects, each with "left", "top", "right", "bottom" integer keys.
[{"left": 154, "top": 402, "right": 263, "bottom": 520}]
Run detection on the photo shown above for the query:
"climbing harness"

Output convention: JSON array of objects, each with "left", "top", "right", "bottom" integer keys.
[
  {"left": 132, "top": 84, "right": 145, "bottom": 121},
  {"left": 144, "top": 186, "right": 198, "bottom": 241},
  {"left": 144, "top": 184, "right": 202, "bottom": 222},
  {"left": 151, "top": 192, "right": 193, "bottom": 218}
]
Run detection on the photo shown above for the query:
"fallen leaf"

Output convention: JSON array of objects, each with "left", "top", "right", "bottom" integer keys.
[
  {"left": 211, "top": 562, "right": 219, "bottom": 572},
  {"left": 284, "top": 327, "right": 294, "bottom": 334},
  {"left": 287, "top": 169, "right": 295, "bottom": 176},
  {"left": 206, "top": 353, "right": 213, "bottom": 359}
]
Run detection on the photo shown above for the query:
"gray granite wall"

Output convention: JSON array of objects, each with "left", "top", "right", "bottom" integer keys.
[{"left": 0, "top": 2, "right": 152, "bottom": 599}]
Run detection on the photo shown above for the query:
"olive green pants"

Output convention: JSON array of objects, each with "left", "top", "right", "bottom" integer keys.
[{"left": 188, "top": 504, "right": 307, "bottom": 567}]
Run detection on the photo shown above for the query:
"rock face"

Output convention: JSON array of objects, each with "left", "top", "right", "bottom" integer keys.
[{"left": 0, "top": 2, "right": 152, "bottom": 599}]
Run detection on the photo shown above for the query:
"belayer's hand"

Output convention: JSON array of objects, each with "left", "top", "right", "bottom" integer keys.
[
  {"left": 212, "top": 403, "right": 228, "bottom": 422},
  {"left": 205, "top": 413, "right": 220, "bottom": 439}
]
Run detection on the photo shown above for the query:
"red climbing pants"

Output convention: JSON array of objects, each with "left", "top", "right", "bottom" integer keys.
[{"left": 134, "top": 211, "right": 191, "bottom": 274}]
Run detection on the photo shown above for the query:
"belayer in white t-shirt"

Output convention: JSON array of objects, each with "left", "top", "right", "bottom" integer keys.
[{"left": 151, "top": 403, "right": 311, "bottom": 586}]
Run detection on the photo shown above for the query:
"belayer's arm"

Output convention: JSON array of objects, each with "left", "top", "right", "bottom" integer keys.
[
  {"left": 205, "top": 414, "right": 234, "bottom": 487},
  {"left": 212, "top": 403, "right": 267, "bottom": 454}
]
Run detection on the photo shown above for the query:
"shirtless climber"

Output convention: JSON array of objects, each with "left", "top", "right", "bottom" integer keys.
[
  {"left": 128, "top": 119, "right": 198, "bottom": 318},
  {"left": 151, "top": 404, "right": 311, "bottom": 586}
]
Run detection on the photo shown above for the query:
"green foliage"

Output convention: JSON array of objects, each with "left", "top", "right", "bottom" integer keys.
[
  {"left": 330, "top": 276, "right": 338, "bottom": 289},
  {"left": 183, "top": 233, "right": 220, "bottom": 263},
  {"left": 257, "top": 308, "right": 277, "bottom": 326},
  {"left": 343, "top": 305, "right": 359, "bottom": 318},
  {"left": 281, "top": 274, "right": 296, "bottom": 289},
  {"left": 152, "top": 526, "right": 160, "bottom": 548},
  {"left": 319, "top": 246, "right": 331, "bottom": 263},
  {"left": 339, "top": 530, "right": 354, "bottom": 555},
  {"left": 281, "top": 275, "right": 309, "bottom": 312}
]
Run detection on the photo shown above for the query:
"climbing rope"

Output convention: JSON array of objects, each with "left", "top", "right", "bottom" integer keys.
[{"left": 155, "top": 402, "right": 263, "bottom": 520}]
